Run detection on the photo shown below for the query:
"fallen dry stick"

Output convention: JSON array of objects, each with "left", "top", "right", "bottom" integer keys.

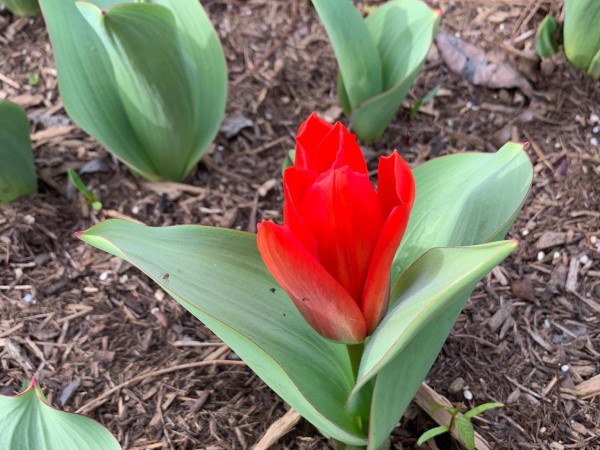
[
  {"left": 562, "top": 374, "right": 600, "bottom": 400},
  {"left": 252, "top": 408, "right": 302, "bottom": 450},
  {"left": 414, "top": 383, "right": 492, "bottom": 450}
]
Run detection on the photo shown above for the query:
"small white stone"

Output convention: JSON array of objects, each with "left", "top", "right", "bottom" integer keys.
[
  {"left": 540, "top": 427, "right": 547, "bottom": 433},
  {"left": 131, "top": 205, "right": 140, "bottom": 214},
  {"left": 463, "top": 389, "right": 473, "bottom": 400},
  {"left": 593, "top": 126, "right": 600, "bottom": 134},
  {"left": 99, "top": 271, "right": 109, "bottom": 281},
  {"left": 591, "top": 236, "right": 597, "bottom": 245},
  {"left": 561, "top": 364, "right": 570, "bottom": 373},
  {"left": 579, "top": 254, "right": 589, "bottom": 264},
  {"left": 553, "top": 251, "right": 561, "bottom": 261},
  {"left": 23, "top": 293, "right": 34, "bottom": 303},
  {"left": 590, "top": 113, "right": 599, "bottom": 123},
  {"left": 521, "top": 229, "right": 530, "bottom": 236},
  {"left": 151, "top": 307, "right": 160, "bottom": 314},
  {"left": 591, "top": 137, "right": 599, "bottom": 147},
  {"left": 455, "top": 32, "right": 461, "bottom": 38},
  {"left": 544, "top": 319, "right": 551, "bottom": 329},
  {"left": 554, "top": 142, "right": 561, "bottom": 148},
  {"left": 537, "top": 251, "right": 545, "bottom": 261}
]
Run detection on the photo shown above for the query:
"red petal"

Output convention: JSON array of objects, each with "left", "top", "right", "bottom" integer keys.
[
  {"left": 300, "top": 167, "right": 384, "bottom": 302},
  {"left": 257, "top": 221, "right": 367, "bottom": 343},
  {"left": 360, "top": 204, "right": 411, "bottom": 334},
  {"left": 377, "top": 151, "right": 415, "bottom": 216},
  {"left": 282, "top": 167, "right": 317, "bottom": 254},
  {"left": 295, "top": 114, "right": 367, "bottom": 175},
  {"left": 295, "top": 113, "right": 333, "bottom": 171}
]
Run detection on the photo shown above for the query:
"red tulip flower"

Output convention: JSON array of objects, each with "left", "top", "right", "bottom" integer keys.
[{"left": 257, "top": 113, "right": 415, "bottom": 343}]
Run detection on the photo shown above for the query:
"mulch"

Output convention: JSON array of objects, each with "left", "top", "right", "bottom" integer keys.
[{"left": 1, "top": 1, "right": 599, "bottom": 449}]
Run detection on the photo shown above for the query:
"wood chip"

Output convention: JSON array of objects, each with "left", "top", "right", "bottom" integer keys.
[
  {"left": 535, "top": 231, "right": 566, "bottom": 249},
  {"left": 489, "top": 300, "right": 514, "bottom": 332},
  {"left": 252, "top": 408, "right": 301, "bottom": 450}
]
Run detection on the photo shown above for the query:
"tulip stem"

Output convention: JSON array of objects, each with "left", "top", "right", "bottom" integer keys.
[{"left": 347, "top": 343, "right": 364, "bottom": 380}]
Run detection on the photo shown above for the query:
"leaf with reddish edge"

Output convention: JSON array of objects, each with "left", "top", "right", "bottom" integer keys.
[
  {"left": 78, "top": 221, "right": 368, "bottom": 444},
  {"left": 0, "top": 379, "right": 120, "bottom": 449}
]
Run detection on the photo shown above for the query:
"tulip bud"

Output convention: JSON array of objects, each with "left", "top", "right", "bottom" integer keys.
[{"left": 40, "top": 0, "right": 227, "bottom": 181}]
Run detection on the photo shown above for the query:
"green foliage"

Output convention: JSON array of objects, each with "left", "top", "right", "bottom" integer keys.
[
  {"left": 564, "top": 0, "right": 600, "bottom": 80},
  {"left": 0, "top": 101, "right": 37, "bottom": 204},
  {"left": 312, "top": 0, "right": 440, "bottom": 141},
  {"left": 410, "top": 84, "right": 440, "bottom": 119},
  {"left": 2, "top": 0, "right": 40, "bottom": 16},
  {"left": 39, "top": 0, "right": 227, "bottom": 181},
  {"left": 67, "top": 169, "right": 102, "bottom": 211},
  {"left": 535, "top": 16, "right": 559, "bottom": 58},
  {"left": 79, "top": 143, "right": 531, "bottom": 449},
  {"left": 0, "top": 379, "right": 120, "bottom": 450},
  {"left": 417, "top": 402, "right": 503, "bottom": 450}
]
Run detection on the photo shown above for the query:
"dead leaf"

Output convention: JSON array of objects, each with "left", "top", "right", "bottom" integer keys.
[
  {"left": 220, "top": 115, "right": 253, "bottom": 138},
  {"left": 436, "top": 30, "right": 533, "bottom": 97}
]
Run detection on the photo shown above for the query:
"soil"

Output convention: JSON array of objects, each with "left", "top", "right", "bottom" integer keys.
[{"left": 1, "top": 1, "right": 599, "bottom": 449}]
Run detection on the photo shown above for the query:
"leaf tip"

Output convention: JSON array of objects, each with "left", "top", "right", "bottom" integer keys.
[{"left": 74, "top": 231, "right": 83, "bottom": 239}]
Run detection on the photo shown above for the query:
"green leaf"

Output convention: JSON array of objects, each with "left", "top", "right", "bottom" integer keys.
[
  {"left": 349, "top": 241, "right": 517, "bottom": 449},
  {"left": 454, "top": 416, "right": 476, "bottom": 450},
  {"left": 416, "top": 425, "right": 449, "bottom": 446},
  {"left": 0, "top": 101, "right": 37, "bottom": 203},
  {"left": 311, "top": 0, "right": 382, "bottom": 110},
  {"left": 68, "top": 169, "right": 96, "bottom": 204},
  {"left": 564, "top": 0, "right": 600, "bottom": 78},
  {"left": 410, "top": 84, "right": 440, "bottom": 119},
  {"left": 2, "top": 0, "right": 40, "bottom": 16},
  {"left": 0, "top": 380, "right": 120, "bottom": 450},
  {"left": 346, "top": 0, "right": 440, "bottom": 141},
  {"left": 462, "top": 402, "right": 503, "bottom": 420},
  {"left": 39, "top": 0, "right": 226, "bottom": 181},
  {"left": 392, "top": 142, "right": 532, "bottom": 284},
  {"left": 78, "top": 220, "right": 368, "bottom": 446},
  {"left": 535, "top": 16, "right": 560, "bottom": 58}
]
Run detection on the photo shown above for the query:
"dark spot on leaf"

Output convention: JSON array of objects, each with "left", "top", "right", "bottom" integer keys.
[{"left": 270, "top": 288, "right": 276, "bottom": 294}]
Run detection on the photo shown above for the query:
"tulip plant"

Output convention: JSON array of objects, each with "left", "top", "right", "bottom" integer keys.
[
  {"left": 312, "top": 0, "right": 440, "bottom": 142},
  {"left": 39, "top": 0, "right": 227, "bottom": 182},
  {"left": 536, "top": 0, "right": 600, "bottom": 80},
  {"left": 2, "top": 0, "right": 40, "bottom": 16},
  {"left": 0, "top": 379, "right": 120, "bottom": 449},
  {"left": 78, "top": 114, "right": 532, "bottom": 449},
  {"left": 0, "top": 101, "right": 37, "bottom": 204}
]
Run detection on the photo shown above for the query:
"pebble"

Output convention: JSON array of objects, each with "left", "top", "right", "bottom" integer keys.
[
  {"left": 99, "top": 271, "right": 109, "bottom": 281},
  {"left": 553, "top": 251, "right": 561, "bottom": 262},
  {"left": 560, "top": 364, "right": 570, "bottom": 373},
  {"left": 591, "top": 137, "right": 599, "bottom": 147},
  {"left": 151, "top": 307, "right": 160, "bottom": 314},
  {"left": 23, "top": 293, "right": 34, "bottom": 303},
  {"left": 537, "top": 251, "right": 545, "bottom": 261},
  {"left": 521, "top": 229, "right": 530, "bottom": 236},
  {"left": 540, "top": 427, "right": 547, "bottom": 433},
  {"left": 593, "top": 126, "right": 600, "bottom": 134},
  {"left": 463, "top": 389, "right": 473, "bottom": 401},
  {"left": 579, "top": 254, "right": 589, "bottom": 264},
  {"left": 590, "top": 113, "right": 599, "bottom": 123}
]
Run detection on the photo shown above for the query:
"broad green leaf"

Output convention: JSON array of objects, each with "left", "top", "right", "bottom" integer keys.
[
  {"left": 77, "top": 2, "right": 196, "bottom": 181},
  {"left": 462, "top": 402, "right": 503, "bottom": 420},
  {"left": 39, "top": 0, "right": 226, "bottom": 181},
  {"left": 341, "top": 0, "right": 440, "bottom": 141},
  {"left": 0, "top": 101, "right": 37, "bottom": 203},
  {"left": 392, "top": 142, "right": 532, "bottom": 284},
  {"left": 78, "top": 220, "right": 368, "bottom": 445},
  {"left": 39, "top": 0, "right": 156, "bottom": 178},
  {"left": 348, "top": 241, "right": 517, "bottom": 449},
  {"left": 535, "top": 16, "right": 560, "bottom": 58},
  {"left": 2, "top": 0, "right": 40, "bottom": 15},
  {"left": 312, "top": 0, "right": 382, "bottom": 110},
  {"left": 416, "top": 425, "right": 449, "bottom": 445},
  {"left": 564, "top": 0, "right": 600, "bottom": 79},
  {"left": 0, "top": 380, "right": 120, "bottom": 450},
  {"left": 454, "top": 416, "right": 475, "bottom": 450}
]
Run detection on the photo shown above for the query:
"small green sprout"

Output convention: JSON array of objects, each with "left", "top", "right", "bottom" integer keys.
[
  {"left": 417, "top": 401, "right": 503, "bottom": 450},
  {"left": 67, "top": 168, "right": 102, "bottom": 211},
  {"left": 410, "top": 84, "right": 440, "bottom": 119},
  {"left": 27, "top": 72, "right": 40, "bottom": 86}
]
